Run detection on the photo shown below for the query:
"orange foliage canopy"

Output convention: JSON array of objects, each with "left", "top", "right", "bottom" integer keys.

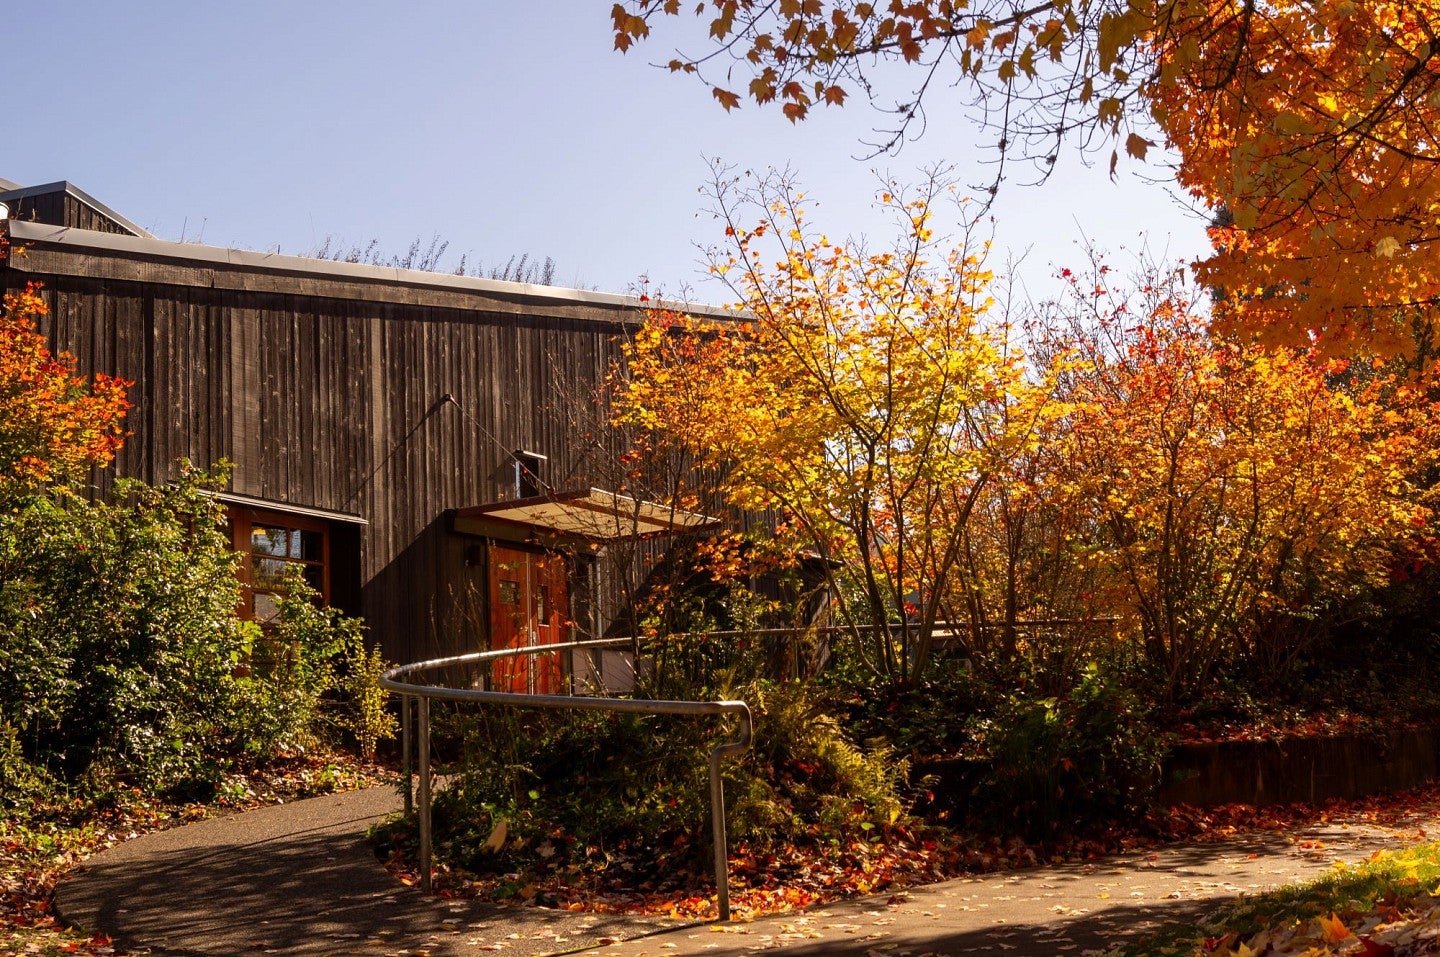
[
  {"left": 1051, "top": 299, "right": 1438, "bottom": 690},
  {"left": 613, "top": 1, "right": 1440, "bottom": 358},
  {"left": 1154, "top": 1, "right": 1440, "bottom": 360},
  {"left": 613, "top": 181, "right": 1049, "bottom": 680},
  {"left": 0, "top": 285, "right": 130, "bottom": 495}
]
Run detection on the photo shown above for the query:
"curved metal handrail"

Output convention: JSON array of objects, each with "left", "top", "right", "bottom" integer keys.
[{"left": 381, "top": 638, "right": 753, "bottom": 920}]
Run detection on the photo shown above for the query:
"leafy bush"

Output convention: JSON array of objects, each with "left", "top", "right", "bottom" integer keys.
[
  {"left": 830, "top": 652, "right": 1164, "bottom": 838},
  {"left": 957, "top": 663, "right": 1164, "bottom": 837},
  {"left": 424, "top": 676, "right": 903, "bottom": 875},
  {"left": 0, "top": 467, "right": 391, "bottom": 806},
  {"left": 232, "top": 567, "right": 395, "bottom": 760},
  {"left": 0, "top": 471, "right": 248, "bottom": 796}
]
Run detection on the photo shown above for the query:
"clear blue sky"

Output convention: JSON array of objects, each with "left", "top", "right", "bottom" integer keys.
[{"left": 7, "top": 1, "right": 1212, "bottom": 301}]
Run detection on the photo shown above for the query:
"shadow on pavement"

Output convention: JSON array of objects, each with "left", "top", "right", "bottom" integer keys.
[{"left": 59, "top": 815, "right": 686, "bottom": 956}]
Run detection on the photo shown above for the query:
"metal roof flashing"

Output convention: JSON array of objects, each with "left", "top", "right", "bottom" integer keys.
[
  {"left": 209, "top": 491, "right": 369, "bottom": 525},
  {"left": 3, "top": 219, "right": 736, "bottom": 320}
]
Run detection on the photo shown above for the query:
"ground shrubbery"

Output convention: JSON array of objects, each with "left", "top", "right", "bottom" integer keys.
[
  {"left": 0, "top": 468, "right": 394, "bottom": 809},
  {"left": 421, "top": 640, "right": 905, "bottom": 879}
]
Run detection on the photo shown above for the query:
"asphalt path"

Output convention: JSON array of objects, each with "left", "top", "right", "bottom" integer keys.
[{"left": 54, "top": 785, "right": 1440, "bottom": 956}]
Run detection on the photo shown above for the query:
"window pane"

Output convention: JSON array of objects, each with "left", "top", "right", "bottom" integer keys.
[
  {"left": 253, "top": 592, "right": 281, "bottom": 624},
  {"left": 251, "top": 526, "right": 291, "bottom": 558},
  {"left": 498, "top": 580, "right": 519, "bottom": 605},
  {"left": 299, "top": 530, "right": 324, "bottom": 562},
  {"left": 303, "top": 563, "right": 324, "bottom": 594},
  {"left": 253, "top": 558, "right": 290, "bottom": 591}
]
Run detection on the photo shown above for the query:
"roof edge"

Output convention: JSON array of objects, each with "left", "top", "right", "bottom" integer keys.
[
  {"left": 210, "top": 491, "right": 368, "bottom": 525},
  {"left": 4, "top": 219, "right": 735, "bottom": 319}
]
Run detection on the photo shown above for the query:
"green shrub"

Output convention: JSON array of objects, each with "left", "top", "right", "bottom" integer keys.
[
  {"left": 230, "top": 568, "right": 395, "bottom": 759},
  {"left": 0, "top": 466, "right": 391, "bottom": 807},
  {"left": 961, "top": 663, "right": 1164, "bottom": 837},
  {"left": 0, "top": 471, "right": 248, "bottom": 797},
  {"left": 425, "top": 677, "right": 903, "bottom": 874}
]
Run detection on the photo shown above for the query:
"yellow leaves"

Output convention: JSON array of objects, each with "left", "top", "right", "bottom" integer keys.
[
  {"left": 1153, "top": 0, "right": 1440, "bottom": 353},
  {"left": 1271, "top": 110, "right": 1309, "bottom": 135},
  {"left": 612, "top": 177, "right": 1039, "bottom": 656}
]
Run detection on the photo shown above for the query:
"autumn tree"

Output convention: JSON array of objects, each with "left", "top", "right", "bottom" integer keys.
[
  {"left": 0, "top": 285, "right": 129, "bottom": 499},
  {"left": 614, "top": 171, "right": 1052, "bottom": 681},
  {"left": 611, "top": 1, "right": 1440, "bottom": 356},
  {"left": 1038, "top": 260, "right": 1439, "bottom": 694}
]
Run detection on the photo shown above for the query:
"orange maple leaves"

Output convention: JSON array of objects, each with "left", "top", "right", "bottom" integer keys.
[
  {"left": 0, "top": 285, "right": 130, "bottom": 496},
  {"left": 615, "top": 171, "right": 1440, "bottom": 686},
  {"left": 1153, "top": 0, "right": 1440, "bottom": 358},
  {"left": 1037, "top": 270, "right": 1438, "bottom": 690}
]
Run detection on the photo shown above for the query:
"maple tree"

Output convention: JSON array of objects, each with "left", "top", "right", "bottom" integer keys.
[
  {"left": 1038, "top": 261, "right": 1439, "bottom": 693},
  {"left": 612, "top": 1, "right": 1440, "bottom": 356},
  {"left": 0, "top": 285, "right": 129, "bottom": 498},
  {"left": 614, "top": 172, "right": 1052, "bottom": 680}
]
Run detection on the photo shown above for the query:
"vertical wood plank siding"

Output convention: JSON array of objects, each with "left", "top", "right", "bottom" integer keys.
[
  {"left": 5, "top": 192, "right": 138, "bottom": 235},
  {"left": 2, "top": 266, "right": 637, "bottom": 664}
]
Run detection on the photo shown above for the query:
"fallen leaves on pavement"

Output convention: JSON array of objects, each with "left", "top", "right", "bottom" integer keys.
[
  {"left": 2, "top": 753, "right": 390, "bottom": 956},
  {"left": 382, "top": 782, "right": 1440, "bottom": 922}
]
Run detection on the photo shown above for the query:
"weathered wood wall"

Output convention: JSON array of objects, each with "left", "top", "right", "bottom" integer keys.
[{"left": 2, "top": 233, "right": 647, "bottom": 665}]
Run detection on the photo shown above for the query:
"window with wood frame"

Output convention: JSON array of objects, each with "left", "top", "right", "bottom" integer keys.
[{"left": 228, "top": 507, "right": 330, "bottom": 623}]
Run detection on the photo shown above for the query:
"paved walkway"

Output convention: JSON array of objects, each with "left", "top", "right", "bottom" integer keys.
[{"left": 55, "top": 784, "right": 1440, "bottom": 956}]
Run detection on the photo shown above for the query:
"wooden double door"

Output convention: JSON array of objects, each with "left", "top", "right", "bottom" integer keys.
[{"left": 488, "top": 544, "right": 569, "bottom": 694}]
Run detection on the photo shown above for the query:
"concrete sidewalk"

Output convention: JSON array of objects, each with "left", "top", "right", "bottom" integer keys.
[
  {"left": 55, "top": 783, "right": 1440, "bottom": 956},
  {"left": 55, "top": 786, "right": 686, "bottom": 956}
]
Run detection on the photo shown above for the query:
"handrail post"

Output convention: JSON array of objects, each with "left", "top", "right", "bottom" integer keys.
[
  {"left": 401, "top": 694, "right": 413, "bottom": 816},
  {"left": 709, "top": 744, "right": 729, "bottom": 920},
  {"left": 417, "top": 696, "right": 432, "bottom": 894},
  {"left": 708, "top": 704, "right": 753, "bottom": 922}
]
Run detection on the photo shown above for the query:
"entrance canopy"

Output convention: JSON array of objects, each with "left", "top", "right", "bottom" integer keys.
[{"left": 453, "top": 488, "right": 720, "bottom": 541}]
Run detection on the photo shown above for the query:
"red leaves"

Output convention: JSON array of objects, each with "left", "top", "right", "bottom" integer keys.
[
  {"left": 1356, "top": 935, "right": 1397, "bottom": 957},
  {"left": 0, "top": 285, "right": 131, "bottom": 495}
]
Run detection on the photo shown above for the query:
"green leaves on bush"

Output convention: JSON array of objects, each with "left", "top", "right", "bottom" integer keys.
[
  {"left": 964, "top": 663, "right": 1164, "bottom": 836},
  {"left": 0, "top": 465, "right": 392, "bottom": 808},
  {"left": 427, "top": 678, "right": 903, "bottom": 872}
]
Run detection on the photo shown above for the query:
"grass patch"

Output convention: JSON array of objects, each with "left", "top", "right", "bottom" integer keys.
[{"left": 1126, "top": 840, "right": 1440, "bottom": 955}]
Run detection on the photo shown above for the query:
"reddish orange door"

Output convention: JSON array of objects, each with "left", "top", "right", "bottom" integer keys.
[{"left": 488, "top": 545, "right": 569, "bottom": 694}]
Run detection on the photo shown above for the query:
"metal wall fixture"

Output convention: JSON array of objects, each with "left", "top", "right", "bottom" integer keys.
[{"left": 381, "top": 638, "right": 754, "bottom": 921}]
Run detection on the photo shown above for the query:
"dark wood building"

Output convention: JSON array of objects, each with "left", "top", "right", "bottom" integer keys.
[{"left": 0, "top": 179, "right": 718, "bottom": 674}]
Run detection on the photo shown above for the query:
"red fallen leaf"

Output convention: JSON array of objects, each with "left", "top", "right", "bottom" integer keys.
[
  {"left": 1356, "top": 936, "right": 1397, "bottom": 957},
  {"left": 1203, "top": 932, "right": 1237, "bottom": 952}
]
